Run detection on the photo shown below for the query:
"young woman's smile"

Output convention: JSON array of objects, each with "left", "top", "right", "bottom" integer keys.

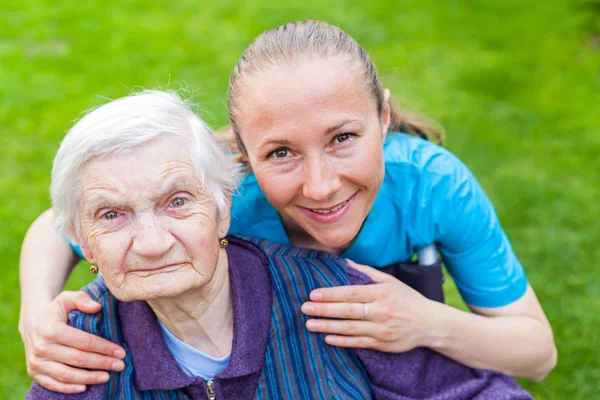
[{"left": 297, "top": 190, "right": 358, "bottom": 224}]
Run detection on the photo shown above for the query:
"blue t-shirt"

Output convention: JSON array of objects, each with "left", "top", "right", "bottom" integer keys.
[{"left": 70, "top": 133, "right": 527, "bottom": 308}]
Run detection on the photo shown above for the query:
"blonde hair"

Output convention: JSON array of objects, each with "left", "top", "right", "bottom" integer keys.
[{"left": 225, "top": 20, "right": 442, "bottom": 165}]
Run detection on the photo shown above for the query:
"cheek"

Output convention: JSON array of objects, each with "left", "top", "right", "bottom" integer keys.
[
  {"left": 173, "top": 217, "right": 219, "bottom": 256},
  {"left": 185, "top": 229, "right": 221, "bottom": 277},
  {"left": 350, "top": 141, "right": 384, "bottom": 186}
]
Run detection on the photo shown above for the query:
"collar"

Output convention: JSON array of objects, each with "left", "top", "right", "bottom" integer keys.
[{"left": 118, "top": 236, "right": 273, "bottom": 391}]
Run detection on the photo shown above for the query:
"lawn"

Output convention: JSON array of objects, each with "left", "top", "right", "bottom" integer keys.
[{"left": 1, "top": 0, "right": 599, "bottom": 398}]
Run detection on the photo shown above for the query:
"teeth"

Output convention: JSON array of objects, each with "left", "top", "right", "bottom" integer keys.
[{"left": 311, "top": 200, "right": 347, "bottom": 214}]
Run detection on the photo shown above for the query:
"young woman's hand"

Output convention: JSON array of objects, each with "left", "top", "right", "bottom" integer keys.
[
  {"left": 19, "top": 290, "right": 126, "bottom": 393},
  {"left": 301, "top": 260, "right": 442, "bottom": 352}
]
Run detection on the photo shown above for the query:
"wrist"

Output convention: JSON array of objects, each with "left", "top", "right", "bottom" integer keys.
[{"left": 419, "top": 299, "right": 453, "bottom": 350}]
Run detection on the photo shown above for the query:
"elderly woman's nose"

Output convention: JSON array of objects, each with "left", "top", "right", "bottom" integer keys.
[{"left": 131, "top": 215, "right": 175, "bottom": 257}]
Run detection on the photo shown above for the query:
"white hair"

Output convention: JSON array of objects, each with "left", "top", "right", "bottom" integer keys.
[{"left": 51, "top": 89, "right": 239, "bottom": 244}]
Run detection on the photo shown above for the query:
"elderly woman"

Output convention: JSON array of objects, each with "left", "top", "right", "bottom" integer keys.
[{"left": 27, "top": 90, "right": 531, "bottom": 399}]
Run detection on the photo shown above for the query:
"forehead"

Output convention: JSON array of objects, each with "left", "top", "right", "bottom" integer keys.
[
  {"left": 236, "top": 58, "right": 378, "bottom": 135},
  {"left": 79, "top": 136, "right": 201, "bottom": 202}
]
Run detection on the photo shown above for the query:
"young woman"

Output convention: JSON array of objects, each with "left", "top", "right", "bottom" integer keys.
[{"left": 19, "top": 20, "right": 556, "bottom": 394}]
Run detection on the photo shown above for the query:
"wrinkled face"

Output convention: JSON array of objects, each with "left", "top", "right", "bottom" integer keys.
[
  {"left": 77, "top": 136, "right": 230, "bottom": 301},
  {"left": 235, "top": 58, "right": 389, "bottom": 252}
]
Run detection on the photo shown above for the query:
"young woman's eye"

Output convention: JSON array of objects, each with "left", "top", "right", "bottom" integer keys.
[
  {"left": 334, "top": 133, "right": 351, "bottom": 144},
  {"left": 102, "top": 211, "right": 119, "bottom": 220},
  {"left": 170, "top": 198, "right": 186, "bottom": 208},
  {"left": 270, "top": 147, "right": 291, "bottom": 159}
]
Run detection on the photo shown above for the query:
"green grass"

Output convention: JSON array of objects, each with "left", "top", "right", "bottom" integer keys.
[{"left": 1, "top": 0, "right": 599, "bottom": 398}]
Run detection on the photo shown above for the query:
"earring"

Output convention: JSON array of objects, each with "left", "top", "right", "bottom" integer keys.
[
  {"left": 219, "top": 238, "right": 229, "bottom": 248},
  {"left": 90, "top": 265, "right": 99, "bottom": 274}
]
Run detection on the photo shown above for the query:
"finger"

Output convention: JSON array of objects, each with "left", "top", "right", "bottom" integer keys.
[
  {"left": 324, "top": 334, "right": 379, "bottom": 349},
  {"left": 56, "top": 291, "right": 101, "bottom": 314},
  {"left": 34, "top": 375, "right": 86, "bottom": 394},
  {"left": 34, "top": 360, "right": 110, "bottom": 386},
  {"left": 310, "top": 285, "right": 377, "bottom": 303},
  {"left": 55, "top": 324, "right": 126, "bottom": 359},
  {"left": 346, "top": 259, "right": 399, "bottom": 284},
  {"left": 302, "top": 302, "right": 369, "bottom": 320},
  {"left": 45, "top": 343, "right": 125, "bottom": 371},
  {"left": 305, "top": 318, "right": 376, "bottom": 337}
]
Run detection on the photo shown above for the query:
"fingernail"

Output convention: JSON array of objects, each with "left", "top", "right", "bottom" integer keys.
[
  {"left": 112, "top": 360, "right": 125, "bottom": 370},
  {"left": 311, "top": 292, "right": 323, "bottom": 301},
  {"left": 114, "top": 348, "right": 126, "bottom": 358},
  {"left": 303, "top": 304, "right": 314, "bottom": 313},
  {"left": 74, "top": 385, "right": 86, "bottom": 393},
  {"left": 86, "top": 300, "right": 99, "bottom": 307},
  {"left": 97, "top": 374, "right": 109, "bottom": 383}
]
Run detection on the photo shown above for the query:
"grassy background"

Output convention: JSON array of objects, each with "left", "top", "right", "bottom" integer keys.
[{"left": 1, "top": 0, "right": 599, "bottom": 398}]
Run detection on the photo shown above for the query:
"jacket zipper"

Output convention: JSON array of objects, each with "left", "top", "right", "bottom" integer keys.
[{"left": 206, "top": 379, "right": 216, "bottom": 400}]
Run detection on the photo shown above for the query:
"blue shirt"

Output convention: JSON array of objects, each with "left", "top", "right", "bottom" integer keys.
[{"left": 70, "top": 133, "right": 527, "bottom": 308}]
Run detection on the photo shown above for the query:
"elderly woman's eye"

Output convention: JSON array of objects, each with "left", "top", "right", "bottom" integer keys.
[
  {"left": 170, "top": 198, "right": 186, "bottom": 208},
  {"left": 103, "top": 211, "right": 119, "bottom": 220}
]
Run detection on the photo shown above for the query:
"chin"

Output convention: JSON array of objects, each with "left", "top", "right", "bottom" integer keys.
[
  {"left": 110, "top": 274, "right": 199, "bottom": 302},
  {"left": 311, "top": 228, "right": 357, "bottom": 252}
]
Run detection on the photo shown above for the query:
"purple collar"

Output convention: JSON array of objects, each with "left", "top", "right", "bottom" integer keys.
[{"left": 118, "top": 236, "right": 273, "bottom": 392}]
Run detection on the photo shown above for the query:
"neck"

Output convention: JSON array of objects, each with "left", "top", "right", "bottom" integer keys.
[{"left": 146, "top": 248, "right": 233, "bottom": 358}]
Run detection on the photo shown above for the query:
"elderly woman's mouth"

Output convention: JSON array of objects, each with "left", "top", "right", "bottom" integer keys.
[{"left": 127, "top": 263, "right": 189, "bottom": 277}]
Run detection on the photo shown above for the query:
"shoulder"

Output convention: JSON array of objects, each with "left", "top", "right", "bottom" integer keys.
[
  {"left": 384, "top": 133, "right": 471, "bottom": 184},
  {"left": 243, "top": 237, "right": 351, "bottom": 286},
  {"left": 80, "top": 275, "right": 112, "bottom": 302},
  {"left": 244, "top": 236, "right": 338, "bottom": 262},
  {"left": 382, "top": 133, "right": 482, "bottom": 217},
  {"left": 68, "top": 277, "right": 118, "bottom": 339},
  {"left": 227, "top": 235, "right": 271, "bottom": 268}
]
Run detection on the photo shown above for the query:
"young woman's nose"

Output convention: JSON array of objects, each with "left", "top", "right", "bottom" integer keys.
[
  {"left": 302, "top": 155, "right": 342, "bottom": 202},
  {"left": 131, "top": 214, "right": 175, "bottom": 258}
]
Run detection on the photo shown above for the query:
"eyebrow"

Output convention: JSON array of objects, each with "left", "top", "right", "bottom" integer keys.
[
  {"left": 84, "top": 176, "right": 201, "bottom": 215},
  {"left": 324, "top": 119, "right": 359, "bottom": 135},
  {"left": 153, "top": 176, "right": 200, "bottom": 201},
  {"left": 256, "top": 119, "right": 360, "bottom": 151},
  {"left": 84, "top": 194, "right": 125, "bottom": 217}
]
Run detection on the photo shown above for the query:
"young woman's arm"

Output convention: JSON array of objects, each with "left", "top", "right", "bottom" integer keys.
[
  {"left": 433, "top": 285, "right": 556, "bottom": 380},
  {"left": 19, "top": 209, "right": 125, "bottom": 394},
  {"left": 302, "top": 262, "right": 556, "bottom": 381}
]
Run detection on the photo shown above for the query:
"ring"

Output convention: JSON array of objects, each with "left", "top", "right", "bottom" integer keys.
[{"left": 362, "top": 303, "right": 369, "bottom": 320}]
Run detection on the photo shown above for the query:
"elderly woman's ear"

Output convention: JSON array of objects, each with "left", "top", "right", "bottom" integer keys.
[
  {"left": 217, "top": 194, "right": 232, "bottom": 239},
  {"left": 77, "top": 237, "right": 96, "bottom": 265}
]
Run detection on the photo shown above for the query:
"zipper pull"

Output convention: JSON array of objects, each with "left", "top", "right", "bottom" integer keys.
[{"left": 206, "top": 379, "right": 216, "bottom": 400}]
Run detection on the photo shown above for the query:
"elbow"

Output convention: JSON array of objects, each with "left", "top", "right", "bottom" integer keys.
[{"left": 527, "top": 340, "right": 558, "bottom": 382}]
